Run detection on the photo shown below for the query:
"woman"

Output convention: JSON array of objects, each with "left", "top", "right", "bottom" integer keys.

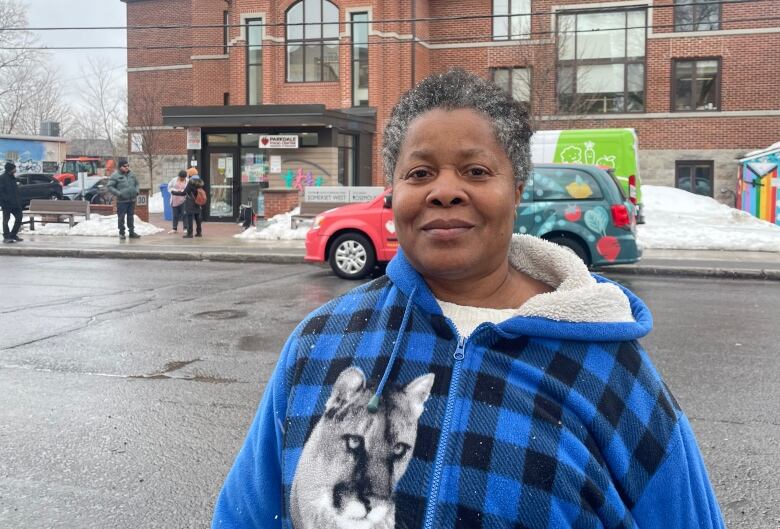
[
  {"left": 212, "top": 70, "right": 725, "bottom": 529},
  {"left": 183, "top": 171, "right": 204, "bottom": 238},
  {"left": 167, "top": 169, "right": 188, "bottom": 234}
]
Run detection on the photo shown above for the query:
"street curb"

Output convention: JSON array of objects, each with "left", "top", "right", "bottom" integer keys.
[
  {"left": 0, "top": 246, "right": 306, "bottom": 264},
  {"left": 602, "top": 264, "right": 780, "bottom": 281},
  {"left": 2, "top": 247, "right": 779, "bottom": 279}
]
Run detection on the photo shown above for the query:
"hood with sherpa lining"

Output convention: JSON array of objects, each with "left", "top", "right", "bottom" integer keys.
[{"left": 387, "top": 233, "right": 653, "bottom": 343}]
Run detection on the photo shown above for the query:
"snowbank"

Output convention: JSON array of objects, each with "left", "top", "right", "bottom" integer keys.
[
  {"left": 31, "top": 215, "right": 164, "bottom": 237},
  {"left": 149, "top": 192, "right": 164, "bottom": 213},
  {"left": 637, "top": 185, "right": 780, "bottom": 252},
  {"left": 234, "top": 207, "right": 310, "bottom": 240}
]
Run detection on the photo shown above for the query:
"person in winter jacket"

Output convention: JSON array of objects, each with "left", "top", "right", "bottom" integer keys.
[
  {"left": 0, "top": 161, "right": 23, "bottom": 243},
  {"left": 212, "top": 69, "right": 726, "bottom": 529},
  {"left": 182, "top": 172, "right": 204, "bottom": 238},
  {"left": 167, "top": 170, "right": 188, "bottom": 233},
  {"left": 107, "top": 159, "right": 140, "bottom": 240}
]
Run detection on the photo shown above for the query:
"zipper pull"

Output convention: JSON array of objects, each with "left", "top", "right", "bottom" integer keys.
[{"left": 453, "top": 336, "right": 465, "bottom": 360}]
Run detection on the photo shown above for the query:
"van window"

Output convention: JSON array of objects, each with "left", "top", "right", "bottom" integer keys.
[{"left": 532, "top": 167, "right": 603, "bottom": 201}]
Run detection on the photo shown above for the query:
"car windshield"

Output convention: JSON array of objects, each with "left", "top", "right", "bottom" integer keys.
[{"left": 64, "top": 177, "right": 103, "bottom": 190}]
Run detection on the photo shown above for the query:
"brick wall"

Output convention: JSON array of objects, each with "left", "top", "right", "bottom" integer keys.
[
  {"left": 124, "top": 0, "right": 780, "bottom": 199},
  {"left": 263, "top": 188, "right": 301, "bottom": 218}
]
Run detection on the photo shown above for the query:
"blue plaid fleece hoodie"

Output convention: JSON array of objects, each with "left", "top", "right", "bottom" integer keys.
[{"left": 213, "top": 235, "right": 725, "bottom": 529}]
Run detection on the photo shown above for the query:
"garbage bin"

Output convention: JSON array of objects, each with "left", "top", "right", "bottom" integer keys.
[{"left": 159, "top": 183, "right": 172, "bottom": 221}]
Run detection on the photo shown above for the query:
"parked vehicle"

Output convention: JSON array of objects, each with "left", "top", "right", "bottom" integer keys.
[
  {"left": 515, "top": 164, "right": 640, "bottom": 266},
  {"left": 305, "top": 164, "right": 640, "bottom": 279},
  {"left": 531, "top": 128, "right": 645, "bottom": 223},
  {"left": 61, "top": 176, "right": 112, "bottom": 203},
  {"left": 54, "top": 157, "right": 101, "bottom": 186},
  {"left": 15, "top": 173, "right": 63, "bottom": 209}
]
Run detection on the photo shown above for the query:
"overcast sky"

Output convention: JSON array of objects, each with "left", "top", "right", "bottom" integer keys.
[{"left": 24, "top": 0, "right": 128, "bottom": 102}]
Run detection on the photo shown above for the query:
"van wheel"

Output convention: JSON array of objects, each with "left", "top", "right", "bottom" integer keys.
[
  {"left": 547, "top": 235, "right": 590, "bottom": 266},
  {"left": 329, "top": 233, "right": 376, "bottom": 280}
]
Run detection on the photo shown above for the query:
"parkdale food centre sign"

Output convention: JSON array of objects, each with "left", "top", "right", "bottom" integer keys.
[{"left": 258, "top": 135, "right": 299, "bottom": 149}]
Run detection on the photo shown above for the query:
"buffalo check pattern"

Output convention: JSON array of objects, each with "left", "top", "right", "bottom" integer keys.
[{"left": 280, "top": 275, "right": 681, "bottom": 529}]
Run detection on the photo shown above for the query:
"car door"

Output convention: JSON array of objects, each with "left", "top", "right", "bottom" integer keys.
[
  {"left": 28, "top": 174, "right": 57, "bottom": 199},
  {"left": 14, "top": 175, "right": 32, "bottom": 206}
]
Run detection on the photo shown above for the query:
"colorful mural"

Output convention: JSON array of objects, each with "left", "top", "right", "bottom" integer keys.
[{"left": 737, "top": 144, "right": 780, "bottom": 226}]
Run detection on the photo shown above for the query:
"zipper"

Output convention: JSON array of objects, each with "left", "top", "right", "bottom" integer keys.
[{"left": 422, "top": 335, "right": 466, "bottom": 529}]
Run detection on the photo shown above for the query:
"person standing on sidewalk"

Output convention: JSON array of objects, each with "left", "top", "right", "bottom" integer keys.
[
  {"left": 183, "top": 173, "right": 204, "bottom": 238},
  {"left": 0, "top": 161, "right": 24, "bottom": 243},
  {"left": 107, "top": 159, "right": 141, "bottom": 240},
  {"left": 167, "top": 170, "right": 188, "bottom": 234}
]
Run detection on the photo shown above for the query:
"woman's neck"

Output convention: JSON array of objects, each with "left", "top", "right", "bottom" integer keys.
[{"left": 425, "top": 261, "right": 553, "bottom": 309}]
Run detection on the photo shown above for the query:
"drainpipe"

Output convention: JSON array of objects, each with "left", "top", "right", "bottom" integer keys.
[{"left": 411, "top": 0, "right": 416, "bottom": 87}]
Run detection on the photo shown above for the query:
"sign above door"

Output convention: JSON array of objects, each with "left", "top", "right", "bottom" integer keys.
[{"left": 258, "top": 135, "right": 299, "bottom": 149}]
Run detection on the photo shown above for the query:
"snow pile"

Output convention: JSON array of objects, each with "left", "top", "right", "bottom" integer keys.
[
  {"left": 637, "top": 185, "right": 780, "bottom": 252},
  {"left": 149, "top": 192, "right": 164, "bottom": 213},
  {"left": 234, "top": 207, "right": 311, "bottom": 240},
  {"left": 32, "top": 215, "right": 164, "bottom": 237}
]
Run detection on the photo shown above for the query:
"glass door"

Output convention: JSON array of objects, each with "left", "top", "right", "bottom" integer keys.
[{"left": 207, "top": 151, "right": 238, "bottom": 219}]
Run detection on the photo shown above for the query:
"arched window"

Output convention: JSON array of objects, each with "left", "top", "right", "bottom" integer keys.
[{"left": 286, "top": 0, "right": 339, "bottom": 82}]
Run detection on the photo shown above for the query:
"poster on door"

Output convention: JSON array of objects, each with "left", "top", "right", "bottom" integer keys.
[{"left": 270, "top": 155, "right": 282, "bottom": 173}]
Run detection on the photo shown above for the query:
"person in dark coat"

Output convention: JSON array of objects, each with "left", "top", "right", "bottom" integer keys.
[
  {"left": 107, "top": 159, "right": 140, "bottom": 240},
  {"left": 0, "top": 161, "right": 24, "bottom": 243},
  {"left": 183, "top": 173, "right": 204, "bottom": 238}
]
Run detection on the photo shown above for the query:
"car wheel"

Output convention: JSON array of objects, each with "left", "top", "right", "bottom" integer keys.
[
  {"left": 49, "top": 193, "right": 60, "bottom": 200},
  {"left": 546, "top": 234, "right": 590, "bottom": 266},
  {"left": 328, "top": 232, "right": 376, "bottom": 280}
]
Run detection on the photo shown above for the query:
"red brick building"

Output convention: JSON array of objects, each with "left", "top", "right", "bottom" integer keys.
[{"left": 123, "top": 0, "right": 780, "bottom": 220}]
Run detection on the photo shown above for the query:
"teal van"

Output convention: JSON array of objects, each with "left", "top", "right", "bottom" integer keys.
[
  {"left": 531, "top": 128, "right": 644, "bottom": 223},
  {"left": 516, "top": 164, "right": 641, "bottom": 267}
]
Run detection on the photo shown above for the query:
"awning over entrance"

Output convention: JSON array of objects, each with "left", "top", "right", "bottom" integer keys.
[{"left": 161, "top": 104, "right": 376, "bottom": 133}]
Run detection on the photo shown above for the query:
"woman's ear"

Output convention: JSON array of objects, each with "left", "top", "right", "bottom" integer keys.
[{"left": 515, "top": 182, "right": 524, "bottom": 206}]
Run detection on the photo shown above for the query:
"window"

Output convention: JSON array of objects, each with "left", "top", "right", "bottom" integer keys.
[
  {"left": 492, "top": 67, "right": 530, "bottom": 105},
  {"left": 532, "top": 167, "right": 604, "bottom": 201},
  {"left": 351, "top": 12, "right": 369, "bottom": 106},
  {"left": 676, "top": 160, "right": 713, "bottom": 197},
  {"left": 557, "top": 9, "right": 646, "bottom": 113},
  {"left": 674, "top": 0, "right": 720, "bottom": 31},
  {"left": 672, "top": 58, "right": 720, "bottom": 111},
  {"left": 246, "top": 18, "right": 263, "bottom": 105},
  {"left": 286, "top": 0, "right": 339, "bottom": 83},
  {"left": 223, "top": 11, "right": 230, "bottom": 54},
  {"left": 30, "top": 174, "right": 52, "bottom": 184},
  {"left": 493, "top": 0, "right": 531, "bottom": 40}
]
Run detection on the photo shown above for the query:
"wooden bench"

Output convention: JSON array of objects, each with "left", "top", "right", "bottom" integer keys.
[
  {"left": 27, "top": 199, "right": 91, "bottom": 231},
  {"left": 291, "top": 201, "right": 348, "bottom": 229}
]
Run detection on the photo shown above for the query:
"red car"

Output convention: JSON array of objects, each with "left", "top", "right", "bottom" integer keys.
[{"left": 305, "top": 192, "right": 396, "bottom": 279}]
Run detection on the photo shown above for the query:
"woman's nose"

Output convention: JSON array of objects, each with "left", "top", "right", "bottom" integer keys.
[{"left": 426, "top": 168, "right": 468, "bottom": 207}]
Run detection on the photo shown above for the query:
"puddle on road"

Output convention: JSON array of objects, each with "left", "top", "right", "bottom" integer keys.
[
  {"left": 192, "top": 309, "right": 248, "bottom": 320},
  {"left": 238, "top": 335, "right": 267, "bottom": 351},
  {"left": 129, "top": 357, "right": 236, "bottom": 383}
]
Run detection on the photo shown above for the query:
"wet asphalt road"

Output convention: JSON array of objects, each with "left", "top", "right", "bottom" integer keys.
[{"left": 0, "top": 256, "right": 778, "bottom": 529}]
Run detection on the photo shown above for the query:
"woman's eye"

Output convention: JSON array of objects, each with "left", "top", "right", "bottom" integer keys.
[
  {"left": 466, "top": 167, "right": 490, "bottom": 178},
  {"left": 404, "top": 168, "right": 432, "bottom": 180}
]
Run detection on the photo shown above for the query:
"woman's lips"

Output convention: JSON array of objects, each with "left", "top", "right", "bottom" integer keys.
[{"left": 420, "top": 219, "right": 475, "bottom": 240}]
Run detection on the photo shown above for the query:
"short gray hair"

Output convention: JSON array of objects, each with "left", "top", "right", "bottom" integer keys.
[{"left": 382, "top": 68, "right": 533, "bottom": 185}]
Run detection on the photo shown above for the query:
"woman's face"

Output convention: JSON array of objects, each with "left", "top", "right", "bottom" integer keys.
[{"left": 392, "top": 108, "right": 522, "bottom": 282}]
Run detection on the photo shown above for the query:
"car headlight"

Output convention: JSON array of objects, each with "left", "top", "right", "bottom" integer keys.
[{"left": 312, "top": 215, "right": 324, "bottom": 230}]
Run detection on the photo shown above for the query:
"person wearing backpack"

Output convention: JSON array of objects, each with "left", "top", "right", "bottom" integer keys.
[
  {"left": 183, "top": 173, "right": 206, "bottom": 238},
  {"left": 167, "top": 170, "right": 189, "bottom": 234}
]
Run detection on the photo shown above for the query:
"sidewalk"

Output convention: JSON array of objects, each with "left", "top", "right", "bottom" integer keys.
[{"left": 1, "top": 213, "right": 779, "bottom": 279}]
